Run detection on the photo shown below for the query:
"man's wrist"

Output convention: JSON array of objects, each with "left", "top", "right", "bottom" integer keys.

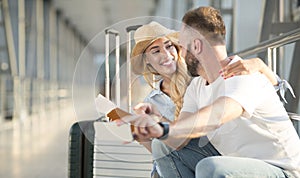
[{"left": 157, "top": 122, "right": 169, "bottom": 140}]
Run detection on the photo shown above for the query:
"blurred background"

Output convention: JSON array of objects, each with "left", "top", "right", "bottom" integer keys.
[{"left": 0, "top": 0, "right": 299, "bottom": 177}]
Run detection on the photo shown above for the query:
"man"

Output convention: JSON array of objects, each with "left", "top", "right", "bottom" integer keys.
[{"left": 121, "top": 6, "right": 300, "bottom": 177}]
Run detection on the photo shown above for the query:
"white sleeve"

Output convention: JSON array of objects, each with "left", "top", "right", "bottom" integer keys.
[{"left": 181, "top": 79, "right": 199, "bottom": 113}]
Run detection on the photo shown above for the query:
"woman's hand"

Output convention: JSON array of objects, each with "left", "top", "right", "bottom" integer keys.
[
  {"left": 220, "top": 57, "right": 262, "bottom": 78},
  {"left": 220, "top": 56, "right": 278, "bottom": 85}
]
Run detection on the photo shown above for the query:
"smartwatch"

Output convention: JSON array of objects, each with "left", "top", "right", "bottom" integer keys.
[{"left": 157, "top": 122, "right": 169, "bottom": 140}]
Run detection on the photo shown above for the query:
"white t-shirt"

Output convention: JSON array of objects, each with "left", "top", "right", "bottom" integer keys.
[{"left": 181, "top": 56, "right": 300, "bottom": 176}]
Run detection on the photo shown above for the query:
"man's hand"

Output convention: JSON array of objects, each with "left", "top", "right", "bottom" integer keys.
[
  {"left": 133, "top": 103, "right": 161, "bottom": 117},
  {"left": 116, "top": 114, "right": 163, "bottom": 141}
]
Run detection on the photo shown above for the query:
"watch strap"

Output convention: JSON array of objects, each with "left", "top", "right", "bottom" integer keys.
[{"left": 157, "top": 122, "right": 169, "bottom": 140}]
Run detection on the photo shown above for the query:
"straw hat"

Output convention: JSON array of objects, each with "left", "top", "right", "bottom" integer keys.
[{"left": 131, "top": 21, "right": 179, "bottom": 75}]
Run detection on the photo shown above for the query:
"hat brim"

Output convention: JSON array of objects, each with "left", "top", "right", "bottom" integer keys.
[{"left": 131, "top": 32, "right": 179, "bottom": 75}]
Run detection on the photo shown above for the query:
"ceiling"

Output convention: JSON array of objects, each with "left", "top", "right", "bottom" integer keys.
[{"left": 52, "top": 0, "right": 157, "bottom": 42}]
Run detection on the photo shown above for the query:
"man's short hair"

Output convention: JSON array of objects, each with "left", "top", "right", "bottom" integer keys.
[{"left": 182, "top": 6, "right": 226, "bottom": 44}]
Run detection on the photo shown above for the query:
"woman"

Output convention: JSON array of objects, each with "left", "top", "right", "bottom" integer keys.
[{"left": 130, "top": 21, "right": 287, "bottom": 178}]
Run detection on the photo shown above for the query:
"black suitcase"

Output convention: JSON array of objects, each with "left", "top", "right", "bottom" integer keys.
[{"left": 68, "top": 120, "right": 95, "bottom": 178}]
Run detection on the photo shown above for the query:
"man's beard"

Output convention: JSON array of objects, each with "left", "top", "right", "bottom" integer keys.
[
  {"left": 185, "top": 45, "right": 200, "bottom": 77},
  {"left": 186, "top": 57, "right": 200, "bottom": 77}
]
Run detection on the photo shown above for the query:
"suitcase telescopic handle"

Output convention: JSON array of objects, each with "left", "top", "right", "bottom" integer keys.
[
  {"left": 126, "top": 25, "right": 142, "bottom": 33},
  {"left": 126, "top": 25, "right": 142, "bottom": 112},
  {"left": 105, "top": 28, "right": 120, "bottom": 106},
  {"left": 105, "top": 29, "right": 119, "bottom": 35}
]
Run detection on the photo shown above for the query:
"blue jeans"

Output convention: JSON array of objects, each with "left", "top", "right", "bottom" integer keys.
[
  {"left": 152, "top": 137, "right": 292, "bottom": 178},
  {"left": 152, "top": 137, "right": 221, "bottom": 178},
  {"left": 196, "top": 156, "right": 292, "bottom": 178}
]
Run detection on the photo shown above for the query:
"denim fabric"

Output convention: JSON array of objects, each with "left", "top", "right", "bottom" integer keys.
[
  {"left": 153, "top": 137, "right": 221, "bottom": 178},
  {"left": 151, "top": 139, "right": 180, "bottom": 177},
  {"left": 196, "top": 156, "right": 292, "bottom": 178},
  {"left": 153, "top": 137, "right": 292, "bottom": 178},
  {"left": 144, "top": 80, "right": 176, "bottom": 122}
]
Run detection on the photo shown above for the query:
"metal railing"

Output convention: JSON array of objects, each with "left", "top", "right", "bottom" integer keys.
[{"left": 235, "top": 28, "right": 300, "bottom": 73}]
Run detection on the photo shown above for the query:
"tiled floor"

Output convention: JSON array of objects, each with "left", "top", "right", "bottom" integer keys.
[{"left": 0, "top": 102, "right": 76, "bottom": 178}]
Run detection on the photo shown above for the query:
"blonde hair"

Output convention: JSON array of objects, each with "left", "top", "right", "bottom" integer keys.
[{"left": 142, "top": 45, "right": 191, "bottom": 119}]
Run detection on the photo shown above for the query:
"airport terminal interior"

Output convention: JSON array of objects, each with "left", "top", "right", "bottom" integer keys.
[{"left": 0, "top": 0, "right": 300, "bottom": 177}]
